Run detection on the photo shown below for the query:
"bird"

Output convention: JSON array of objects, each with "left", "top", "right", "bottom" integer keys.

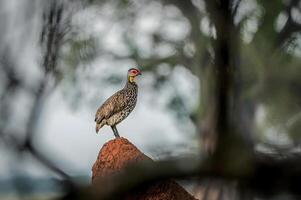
[{"left": 94, "top": 68, "right": 142, "bottom": 138}]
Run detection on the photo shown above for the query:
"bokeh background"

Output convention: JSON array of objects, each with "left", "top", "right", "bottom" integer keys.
[{"left": 0, "top": 0, "right": 301, "bottom": 199}]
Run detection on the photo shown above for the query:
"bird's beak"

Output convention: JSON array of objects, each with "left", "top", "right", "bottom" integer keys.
[{"left": 138, "top": 71, "right": 142, "bottom": 76}]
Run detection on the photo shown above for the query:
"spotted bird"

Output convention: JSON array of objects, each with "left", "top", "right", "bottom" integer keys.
[{"left": 94, "top": 68, "right": 141, "bottom": 138}]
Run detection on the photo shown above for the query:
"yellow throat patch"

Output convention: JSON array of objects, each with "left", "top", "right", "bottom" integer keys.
[{"left": 128, "top": 76, "right": 135, "bottom": 83}]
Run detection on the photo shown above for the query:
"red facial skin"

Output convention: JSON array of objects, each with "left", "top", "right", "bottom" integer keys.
[{"left": 128, "top": 69, "right": 142, "bottom": 76}]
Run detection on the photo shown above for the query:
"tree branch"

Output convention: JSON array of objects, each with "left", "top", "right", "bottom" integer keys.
[{"left": 62, "top": 149, "right": 301, "bottom": 199}]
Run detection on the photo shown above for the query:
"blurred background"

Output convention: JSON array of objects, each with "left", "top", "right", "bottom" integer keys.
[{"left": 0, "top": 0, "right": 301, "bottom": 199}]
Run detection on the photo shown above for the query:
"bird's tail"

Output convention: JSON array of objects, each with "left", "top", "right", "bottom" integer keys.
[{"left": 95, "top": 123, "right": 104, "bottom": 134}]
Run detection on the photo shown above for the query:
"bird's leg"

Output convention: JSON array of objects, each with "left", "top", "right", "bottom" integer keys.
[
  {"left": 111, "top": 125, "right": 120, "bottom": 138},
  {"left": 113, "top": 126, "right": 120, "bottom": 138}
]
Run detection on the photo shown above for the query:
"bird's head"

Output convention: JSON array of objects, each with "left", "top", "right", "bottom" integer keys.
[{"left": 127, "top": 68, "right": 142, "bottom": 83}]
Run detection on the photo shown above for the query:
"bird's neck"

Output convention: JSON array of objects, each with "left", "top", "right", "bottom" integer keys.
[
  {"left": 125, "top": 76, "right": 137, "bottom": 88},
  {"left": 128, "top": 76, "right": 135, "bottom": 83}
]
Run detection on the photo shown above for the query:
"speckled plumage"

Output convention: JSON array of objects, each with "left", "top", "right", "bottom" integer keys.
[{"left": 94, "top": 70, "right": 140, "bottom": 137}]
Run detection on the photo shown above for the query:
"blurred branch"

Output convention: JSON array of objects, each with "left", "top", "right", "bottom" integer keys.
[
  {"left": 67, "top": 156, "right": 238, "bottom": 200},
  {"left": 21, "top": 1, "right": 73, "bottom": 182},
  {"left": 0, "top": 0, "right": 74, "bottom": 184},
  {"left": 203, "top": 0, "right": 236, "bottom": 152},
  {"left": 136, "top": 54, "right": 195, "bottom": 73},
  {"left": 0, "top": 51, "right": 36, "bottom": 94},
  {"left": 22, "top": 0, "right": 71, "bottom": 180},
  {"left": 231, "top": 0, "right": 242, "bottom": 18},
  {"left": 22, "top": 76, "right": 72, "bottom": 180},
  {"left": 163, "top": 0, "right": 209, "bottom": 74},
  {"left": 98, "top": 48, "right": 198, "bottom": 75},
  {"left": 62, "top": 149, "right": 301, "bottom": 199},
  {"left": 41, "top": 1, "right": 66, "bottom": 74}
]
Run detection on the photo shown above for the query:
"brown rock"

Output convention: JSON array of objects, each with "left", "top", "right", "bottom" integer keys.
[{"left": 92, "top": 137, "right": 197, "bottom": 200}]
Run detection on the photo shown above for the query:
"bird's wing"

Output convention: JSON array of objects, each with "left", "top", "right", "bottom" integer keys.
[{"left": 95, "top": 90, "right": 127, "bottom": 123}]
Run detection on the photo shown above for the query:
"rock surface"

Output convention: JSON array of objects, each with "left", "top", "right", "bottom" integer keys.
[{"left": 92, "top": 137, "right": 197, "bottom": 200}]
